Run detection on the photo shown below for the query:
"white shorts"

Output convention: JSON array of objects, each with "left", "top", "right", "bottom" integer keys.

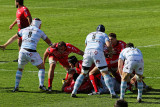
[
  {"left": 18, "top": 48, "right": 43, "bottom": 67},
  {"left": 123, "top": 58, "right": 144, "bottom": 75},
  {"left": 82, "top": 49, "right": 107, "bottom": 68}
]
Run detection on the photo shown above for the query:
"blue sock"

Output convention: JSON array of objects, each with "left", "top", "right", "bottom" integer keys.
[
  {"left": 15, "top": 70, "right": 22, "bottom": 88},
  {"left": 38, "top": 69, "right": 45, "bottom": 86},
  {"left": 137, "top": 81, "right": 143, "bottom": 99},
  {"left": 120, "top": 81, "right": 127, "bottom": 99},
  {"left": 103, "top": 74, "right": 116, "bottom": 95},
  {"left": 72, "top": 74, "right": 84, "bottom": 94}
]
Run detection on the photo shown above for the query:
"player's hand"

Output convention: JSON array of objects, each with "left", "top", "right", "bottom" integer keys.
[
  {"left": 9, "top": 24, "right": 14, "bottom": 30},
  {"left": 0, "top": 45, "right": 6, "bottom": 51}
]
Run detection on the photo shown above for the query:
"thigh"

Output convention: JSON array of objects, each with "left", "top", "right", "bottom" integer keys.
[
  {"left": 82, "top": 51, "right": 93, "bottom": 67},
  {"left": 30, "top": 52, "right": 43, "bottom": 66},
  {"left": 123, "top": 60, "right": 135, "bottom": 74},
  {"left": 18, "top": 51, "right": 28, "bottom": 66},
  {"left": 93, "top": 51, "right": 107, "bottom": 68},
  {"left": 135, "top": 61, "right": 144, "bottom": 75}
]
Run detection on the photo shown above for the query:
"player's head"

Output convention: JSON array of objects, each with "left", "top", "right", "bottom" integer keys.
[
  {"left": 57, "top": 41, "right": 67, "bottom": 53},
  {"left": 109, "top": 33, "right": 117, "bottom": 45},
  {"left": 96, "top": 24, "right": 105, "bottom": 32},
  {"left": 31, "top": 18, "right": 42, "bottom": 29},
  {"left": 15, "top": 0, "right": 23, "bottom": 8},
  {"left": 114, "top": 99, "right": 128, "bottom": 107},
  {"left": 68, "top": 56, "right": 78, "bottom": 67},
  {"left": 126, "top": 43, "right": 134, "bottom": 48}
]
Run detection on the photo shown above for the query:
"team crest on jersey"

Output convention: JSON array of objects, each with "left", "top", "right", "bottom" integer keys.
[
  {"left": 96, "top": 60, "right": 100, "bottom": 64},
  {"left": 94, "top": 51, "right": 98, "bottom": 55}
]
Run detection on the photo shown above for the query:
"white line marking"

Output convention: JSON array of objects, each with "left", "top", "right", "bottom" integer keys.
[
  {"left": 137, "top": 44, "right": 160, "bottom": 48},
  {"left": 0, "top": 69, "right": 160, "bottom": 79}
]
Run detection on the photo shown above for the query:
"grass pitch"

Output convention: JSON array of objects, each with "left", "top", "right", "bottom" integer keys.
[{"left": 0, "top": 0, "right": 160, "bottom": 107}]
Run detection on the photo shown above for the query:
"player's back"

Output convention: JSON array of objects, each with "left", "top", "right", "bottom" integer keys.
[
  {"left": 85, "top": 31, "right": 109, "bottom": 51},
  {"left": 121, "top": 47, "right": 143, "bottom": 60},
  {"left": 20, "top": 26, "right": 46, "bottom": 50}
]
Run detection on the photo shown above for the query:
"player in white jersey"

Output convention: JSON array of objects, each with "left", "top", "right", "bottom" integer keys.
[
  {"left": 118, "top": 43, "right": 144, "bottom": 103},
  {"left": 0, "top": 18, "right": 53, "bottom": 92},
  {"left": 71, "top": 25, "right": 118, "bottom": 98}
]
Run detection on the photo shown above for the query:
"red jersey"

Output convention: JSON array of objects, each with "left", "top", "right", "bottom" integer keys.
[
  {"left": 105, "top": 40, "right": 126, "bottom": 68},
  {"left": 47, "top": 43, "right": 81, "bottom": 59},
  {"left": 16, "top": 6, "right": 31, "bottom": 31}
]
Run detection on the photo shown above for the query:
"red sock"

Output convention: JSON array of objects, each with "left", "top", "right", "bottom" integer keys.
[
  {"left": 89, "top": 74, "right": 98, "bottom": 92},
  {"left": 65, "top": 73, "right": 69, "bottom": 80},
  {"left": 48, "top": 78, "right": 53, "bottom": 87}
]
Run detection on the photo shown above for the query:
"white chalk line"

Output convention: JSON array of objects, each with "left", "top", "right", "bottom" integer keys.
[{"left": 0, "top": 69, "right": 160, "bottom": 79}]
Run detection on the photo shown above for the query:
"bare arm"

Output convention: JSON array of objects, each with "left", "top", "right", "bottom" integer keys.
[
  {"left": 9, "top": 19, "right": 17, "bottom": 29},
  {"left": 43, "top": 49, "right": 49, "bottom": 64},
  {"left": 26, "top": 16, "right": 32, "bottom": 25},
  {"left": 44, "top": 37, "right": 52, "bottom": 46},
  {"left": 105, "top": 40, "right": 113, "bottom": 58},
  {"left": 118, "top": 58, "right": 124, "bottom": 75},
  {"left": 77, "top": 50, "right": 84, "bottom": 56},
  {"left": 0, "top": 34, "right": 19, "bottom": 50}
]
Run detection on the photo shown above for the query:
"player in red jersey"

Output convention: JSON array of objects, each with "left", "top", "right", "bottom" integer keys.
[
  {"left": 62, "top": 56, "right": 93, "bottom": 93},
  {"left": 10, "top": 0, "right": 32, "bottom": 62},
  {"left": 43, "top": 41, "right": 84, "bottom": 91},
  {"left": 88, "top": 33, "right": 126, "bottom": 95}
]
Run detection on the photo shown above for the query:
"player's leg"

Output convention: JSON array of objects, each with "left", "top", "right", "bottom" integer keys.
[
  {"left": 135, "top": 74, "right": 143, "bottom": 102},
  {"left": 88, "top": 67, "right": 100, "bottom": 94},
  {"left": 71, "top": 68, "right": 88, "bottom": 97},
  {"left": 13, "top": 50, "right": 27, "bottom": 92},
  {"left": 120, "top": 72, "right": 131, "bottom": 99}
]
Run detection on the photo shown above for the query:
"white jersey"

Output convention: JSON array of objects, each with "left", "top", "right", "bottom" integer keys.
[
  {"left": 119, "top": 47, "right": 143, "bottom": 61},
  {"left": 18, "top": 26, "right": 47, "bottom": 50},
  {"left": 85, "top": 31, "right": 109, "bottom": 51}
]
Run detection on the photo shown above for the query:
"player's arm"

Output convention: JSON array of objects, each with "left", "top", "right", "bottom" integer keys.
[
  {"left": 44, "top": 37, "right": 53, "bottom": 46},
  {"left": 26, "top": 16, "right": 32, "bottom": 25},
  {"left": 105, "top": 40, "right": 113, "bottom": 58},
  {"left": 43, "top": 48, "right": 49, "bottom": 64},
  {"left": 9, "top": 19, "right": 17, "bottom": 30},
  {"left": 118, "top": 58, "right": 123, "bottom": 75},
  {"left": 0, "top": 34, "right": 19, "bottom": 50}
]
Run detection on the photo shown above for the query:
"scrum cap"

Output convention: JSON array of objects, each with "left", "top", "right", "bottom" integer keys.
[
  {"left": 68, "top": 56, "right": 78, "bottom": 66},
  {"left": 31, "top": 18, "right": 42, "bottom": 28},
  {"left": 126, "top": 43, "right": 134, "bottom": 48},
  {"left": 96, "top": 24, "right": 105, "bottom": 32}
]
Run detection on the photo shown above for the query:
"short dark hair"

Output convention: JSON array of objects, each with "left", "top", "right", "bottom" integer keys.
[
  {"left": 16, "top": 0, "right": 23, "bottom": 5},
  {"left": 58, "top": 41, "right": 66, "bottom": 47},
  {"left": 109, "top": 33, "right": 116, "bottom": 38},
  {"left": 126, "top": 43, "right": 134, "bottom": 48},
  {"left": 68, "top": 56, "right": 78, "bottom": 66},
  {"left": 114, "top": 99, "right": 128, "bottom": 107}
]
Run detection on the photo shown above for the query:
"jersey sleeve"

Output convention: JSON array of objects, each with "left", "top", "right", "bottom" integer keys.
[
  {"left": 17, "top": 30, "right": 23, "bottom": 37},
  {"left": 67, "top": 43, "right": 81, "bottom": 53},
  {"left": 119, "top": 49, "right": 125, "bottom": 61},
  {"left": 23, "top": 8, "right": 31, "bottom": 18},
  {"left": 104, "top": 33, "right": 109, "bottom": 42},
  {"left": 40, "top": 30, "right": 47, "bottom": 40}
]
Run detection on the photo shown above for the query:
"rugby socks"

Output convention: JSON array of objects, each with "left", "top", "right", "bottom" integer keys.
[
  {"left": 38, "top": 69, "right": 45, "bottom": 86},
  {"left": 103, "top": 74, "right": 116, "bottom": 95},
  {"left": 89, "top": 74, "right": 98, "bottom": 92},
  {"left": 120, "top": 81, "right": 127, "bottom": 99},
  {"left": 137, "top": 81, "right": 143, "bottom": 99},
  {"left": 72, "top": 74, "right": 84, "bottom": 94},
  {"left": 48, "top": 78, "right": 53, "bottom": 88},
  {"left": 15, "top": 70, "right": 22, "bottom": 88}
]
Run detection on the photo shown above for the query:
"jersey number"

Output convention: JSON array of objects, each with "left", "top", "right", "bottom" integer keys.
[
  {"left": 28, "top": 31, "right": 32, "bottom": 38},
  {"left": 92, "top": 34, "right": 96, "bottom": 39}
]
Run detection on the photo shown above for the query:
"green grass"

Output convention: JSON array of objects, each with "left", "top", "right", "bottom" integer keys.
[{"left": 1, "top": 0, "right": 160, "bottom": 107}]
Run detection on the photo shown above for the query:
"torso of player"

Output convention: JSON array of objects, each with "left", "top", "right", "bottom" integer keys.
[
  {"left": 85, "top": 31, "right": 109, "bottom": 51},
  {"left": 16, "top": 6, "right": 31, "bottom": 28},
  {"left": 19, "top": 26, "right": 47, "bottom": 50},
  {"left": 48, "top": 43, "right": 80, "bottom": 59}
]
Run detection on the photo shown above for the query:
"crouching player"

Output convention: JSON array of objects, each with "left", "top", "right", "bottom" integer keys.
[
  {"left": 62, "top": 56, "right": 93, "bottom": 93},
  {"left": 118, "top": 43, "right": 144, "bottom": 103},
  {"left": 43, "top": 41, "right": 84, "bottom": 91}
]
